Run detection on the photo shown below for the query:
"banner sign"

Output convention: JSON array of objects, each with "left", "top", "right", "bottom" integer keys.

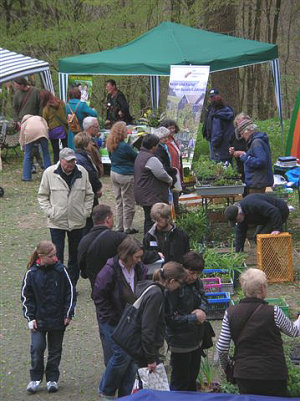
[
  {"left": 165, "top": 65, "right": 210, "bottom": 164},
  {"left": 68, "top": 75, "right": 93, "bottom": 105}
]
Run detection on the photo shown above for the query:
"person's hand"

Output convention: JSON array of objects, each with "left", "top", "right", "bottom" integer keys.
[
  {"left": 118, "top": 110, "right": 124, "bottom": 118},
  {"left": 28, "top": 320, "right": 37, "bottom": 332},
  {"left": 271, "top": 231, "right": 280, "bottom": 235},
  {"left": 64, "top": 318, "right": 71, "bottom": 326},
  {"left": 158, "top": 252, "right": 164, "bottom": 259},
  {"left": 233, "top": 151, "right": 246, "bottom": 158},
  {"left": 229, "top": 147, "right": 235, "bottom": 156},
  {"left": 96, "top": 190, "right": 102, "bottom": 198},
  {"left": 192, "top": 309, "right": 206, "bottom": 324},
  {"left": 147, "top": 362, "right": 157, "bottom": 372}
]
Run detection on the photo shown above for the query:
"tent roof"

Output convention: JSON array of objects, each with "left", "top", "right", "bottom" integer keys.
[
  {"left": 59, "top": 21, "right": 278, "bottom": 76},
  {"left": 0, "top": 48, "right": 50, "bottom": 84}
]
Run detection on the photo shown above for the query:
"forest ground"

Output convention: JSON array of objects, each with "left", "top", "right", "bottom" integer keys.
[{"left": 0, "top": 154, "right": 299, "bottom": 401}]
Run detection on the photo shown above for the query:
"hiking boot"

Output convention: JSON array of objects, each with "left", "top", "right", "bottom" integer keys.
[
  {"left": 26, "top": 380, "right": 41, "bottom": 393},
  {"left": 125, "top": 228, "right": 139, "bottom": 234},
  {"left": 47, "top": 381, "right": 58, "bottom": 393}
]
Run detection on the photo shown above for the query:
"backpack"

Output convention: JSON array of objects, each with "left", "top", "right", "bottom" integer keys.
[{"left": 67, "top": 102, "right": 81, "bottom": 133}]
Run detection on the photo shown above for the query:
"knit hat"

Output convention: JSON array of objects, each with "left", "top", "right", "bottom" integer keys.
[
  {"left": 154, "top": 127, "right": 170, "bottom": 139},
  {"left": 59, "top": 147, "right": 76, "bottom": 161},
  {"left": 235, "top": 117, "right": 253, "bottom": 138},
  {"left": 224, "top": 205, "right": 239, "bottom": 227},
  {"left": 208, "top": 88, "right": 219, "bottom": 97}
]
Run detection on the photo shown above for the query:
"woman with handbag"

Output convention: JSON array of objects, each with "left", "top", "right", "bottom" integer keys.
[
  {"left": 217, "top": 268, "right": 300, "bottom": 396},
  {"left": 40, "top": 90, "right": 68, "bottom": 164},
  {"left": 93, "top": 237, "right": 147, "bottom": 399}
]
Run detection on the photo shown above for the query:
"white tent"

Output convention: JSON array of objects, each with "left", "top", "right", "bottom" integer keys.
[{"left": 0, "top": 48, "right": 54, "bottom": 92}]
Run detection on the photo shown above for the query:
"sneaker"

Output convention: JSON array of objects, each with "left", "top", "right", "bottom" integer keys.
[
  {"left": 31, "top": 165, "right": 37, "bottom": 174},
  {"left": 99, "top": 393, "right": 116, "bottom": 400},
  {"left": 47, "top": 381, "right": 58, "bottom": 393},
  {"left": 26, "top": 380, "right": 41, "bottom": 393}
]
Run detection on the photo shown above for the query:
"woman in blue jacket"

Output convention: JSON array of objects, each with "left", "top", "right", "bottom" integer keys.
[
  {"left": 21, "top": 241, "right": 75, "bottom": 394},
  {"left": 106, "top": 121, "right": 138, "bottom": 234},
  {"left": 209, "top": 95, "right": 234, "bottom": 163},
  {"left": 66, "top": 87, "right": 98, "bottom": 149}
]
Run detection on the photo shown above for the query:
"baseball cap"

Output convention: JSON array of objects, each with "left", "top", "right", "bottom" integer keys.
[
  {"left": 208, "top": 88, "right": 219, "bottom": 97},
  {"left": 224, "top": 205, "right": 239, "bottom": 227},
  {"left": 59, "top": 148, "right": 76, "bottom": 161}
]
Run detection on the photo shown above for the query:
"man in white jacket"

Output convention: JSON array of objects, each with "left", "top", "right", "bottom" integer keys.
[{"left": 38, "top": 148, "right": 94, "bottom": 286}]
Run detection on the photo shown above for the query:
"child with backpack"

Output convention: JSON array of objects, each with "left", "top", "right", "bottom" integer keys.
[{"left": 21, "top": 241, "right": 75, "bottom": 394}]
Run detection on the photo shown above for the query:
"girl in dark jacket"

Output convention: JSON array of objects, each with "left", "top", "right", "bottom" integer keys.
[
  {"left": 21, "top": 241, "right": 75, "bottom": 394},
  {"left": 93, "top": 237, "right": 147, "bottom": 398},
  {"left": 165, "top": 252, "right": 208, "bottom": 391},
  {"left": 132, "top": 262, "right": 187, "bottom": 373}
]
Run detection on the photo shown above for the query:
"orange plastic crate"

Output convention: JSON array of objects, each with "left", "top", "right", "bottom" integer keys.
[{"left": 256, "top": 233, "right": 294, "bottom": 283}]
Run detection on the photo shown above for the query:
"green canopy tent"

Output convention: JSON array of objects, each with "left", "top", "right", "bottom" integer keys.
[{"left": 58, "top": 21, "right": 283, "bottom": 128}]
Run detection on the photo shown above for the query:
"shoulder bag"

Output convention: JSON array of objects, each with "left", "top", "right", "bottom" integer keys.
[{"left": 112, "top": 284, "right": 157, "bottom": 361}]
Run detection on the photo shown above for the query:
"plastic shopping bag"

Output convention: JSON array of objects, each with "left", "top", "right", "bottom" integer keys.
[{"left": 136, "top": 363, "right": 170, "bottom": 391}]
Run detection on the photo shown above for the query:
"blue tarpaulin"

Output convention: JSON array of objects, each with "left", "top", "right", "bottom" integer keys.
[{"left": 118, "top": 390, "right": 299, "bottom": 401}]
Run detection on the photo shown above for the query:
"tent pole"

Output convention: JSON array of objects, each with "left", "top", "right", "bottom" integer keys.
[
  {"left": 150, "top": 76, "right": 159, "bottom": 114},
  {"left": 271, "top": 59, "right": 284, "bottom": 150}
]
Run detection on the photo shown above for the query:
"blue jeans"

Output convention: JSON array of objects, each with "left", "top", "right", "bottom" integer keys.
[
  {"left": 50, "top": 228, "right": 83, "bottom": 286},
  {"left": 30, "top": 329, "right": 64, "bottom": 382},
  {"left": 23, "top": 138, "right": 51, "bottom": 180},
  {"left": 98, "top": 322, "right": 137, "bottom": 397}
]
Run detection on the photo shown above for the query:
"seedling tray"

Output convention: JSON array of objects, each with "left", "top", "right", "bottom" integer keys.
[
  {"left": 202, "top": 277, "right": 222, "bottom": 292},
  {"left": 265, "top": 298, "right": 290, "bottom": 317},
  {"left": 195, "top": 184, "right": 245, "bottom": 196},
  {"left": 206, "top": 292, "right": 231, "bottom": 320},
  {"left": 221, "top": 278, "right": 234, "bottom": 295}
]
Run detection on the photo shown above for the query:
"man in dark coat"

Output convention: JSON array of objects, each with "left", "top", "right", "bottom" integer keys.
[
  {"left": 224, "top": 194, "right": 289, "bottom": 252},
  {"left": 143, "top": 202, "right": 190, "bottom": 264},
  {"left": 77, "top": 204, "right": 126, "bottom": 290},
  {"left": 105, "top": 79, "right": 132, "bottom": 127}
]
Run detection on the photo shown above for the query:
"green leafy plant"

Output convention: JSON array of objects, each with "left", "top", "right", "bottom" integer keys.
[
  {"left": 196, "top": 353, "right": 220, "bottom": 392},
  {"left": 284, "top": 345, "right": 300, "bottom": 397},
  {"left": 220, "top": 382, "right": 240, "bottom": 394},
  {"left": 203, "top": 248, "right": 246, "bottom": 276},
  {"left": 193, "top": 157, "right": 242, "bottom": 186},
  {"left": 176, "top": 208, "right": 209, "bottom": 243}
]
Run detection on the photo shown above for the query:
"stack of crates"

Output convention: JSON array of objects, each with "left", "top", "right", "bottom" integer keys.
[
  {"left": 202, "top": 269, "right": 233, "bottom": 320},
  {"left": 205, "top": 292, "right": 231, "bottom": 320}
]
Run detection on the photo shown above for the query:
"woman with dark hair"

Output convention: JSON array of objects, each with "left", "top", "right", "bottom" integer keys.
[
  {"left": 40, "top": 90, "right": 68, "bottom": 163},
  {"left": 93, "top": 237, "right": 147, "bottom": 399},
  {"left": 107, "top": 121, "right": 138, "bottom": 234},
  {"left": 134, "top": 134, "right": 173, "bottom": 233},
  {"left": 209, "top": 95, "right": 234, "bottom": 163},
  {"left": 66, "top": 87, "right": 98, "bottom": 149}
]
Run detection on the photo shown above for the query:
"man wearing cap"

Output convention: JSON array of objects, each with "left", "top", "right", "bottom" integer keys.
[
  {"left": 38, "top": 148, "right": 94, "bottom": 285},
  {"left": 224, "top": 194, "right": 289, "bottom": 252},
  {"left": 229, "top": 114, "right": 273, "bottom": 194},
  {"left": 202, "top": 88, "right": 219, "bottom": 141}
]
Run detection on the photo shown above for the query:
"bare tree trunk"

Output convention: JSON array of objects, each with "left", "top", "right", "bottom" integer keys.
[{"left": 203, "top": 1, "right": 239, "bottom": 114}]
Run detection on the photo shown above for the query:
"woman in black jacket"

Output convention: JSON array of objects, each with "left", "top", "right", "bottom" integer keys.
[{"left": 74, "top": 132, "right": 102, "bottom": 233}]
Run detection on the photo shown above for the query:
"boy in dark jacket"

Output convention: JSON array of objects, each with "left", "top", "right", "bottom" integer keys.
[
  {"left": 21, "top": 241, "right": 75, "bottom": 394},
  {"left": 143, "top": 203, "right": 190, "bottom": 265},
  {"left": 165, "top": 251, "right": 208, "bottom": 391}
]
